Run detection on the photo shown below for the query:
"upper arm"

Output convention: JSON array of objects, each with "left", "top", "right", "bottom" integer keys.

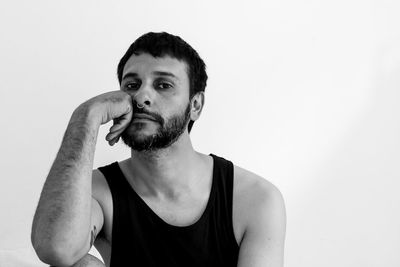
[
  {"left": 88, "top": 196, "right": 104, "bottom": 248},
  {"left": 73, "top": 170, "right": 105, "bottom": 261},
  {"left": 237, "top": 181, "right": 286, "bottom": 267}
]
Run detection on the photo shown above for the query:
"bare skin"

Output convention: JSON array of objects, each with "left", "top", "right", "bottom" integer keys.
[
  {"left": 32, "top": 54, "right": 285, "bottom": 267},
  {"left": 50, "top": 254, "right": 104, "bottom": 267},
  {"left": 90, "top": 157, "right": 262, "bottom": 267},
  {"left": 31, "top": 90, "right": 134, "bottom": 266}
]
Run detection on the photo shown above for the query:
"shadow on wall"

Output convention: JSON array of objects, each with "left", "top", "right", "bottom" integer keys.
[{"left": 288, "top": 53, "right": 400, "bottom": 267}]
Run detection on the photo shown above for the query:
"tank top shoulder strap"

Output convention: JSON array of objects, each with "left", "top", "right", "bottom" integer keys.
[
  {"left": 97, "top": 161, "right": 126, "bottom": 194},
  {"left": 97, "top": 161, "right": 130, "bottom": 230},
  {"left": 209, "top": 153, "right": 238, "bottom": 248}
]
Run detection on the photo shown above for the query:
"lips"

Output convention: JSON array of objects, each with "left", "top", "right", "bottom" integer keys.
[{"left": 132, "top": 113, "right": 156, "bottom": 121}]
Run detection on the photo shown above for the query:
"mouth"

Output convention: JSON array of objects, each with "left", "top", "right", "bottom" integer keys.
[
  {"left": 132, "top": 118, "right": 155, "bottom": 123},
  {"left": 132, "top": 114, "right": 156, "bottom": 121}
]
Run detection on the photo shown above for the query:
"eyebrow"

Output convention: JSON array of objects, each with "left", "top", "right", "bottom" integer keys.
[
  {"left": 122, "top": 71, "right": 179, "bottom": 81},
  {"left": 152, "top": 71, "right": 178, "bottom": 79},
  {"left": 122, "top": 72, "right": 138, "bottom": 81}
]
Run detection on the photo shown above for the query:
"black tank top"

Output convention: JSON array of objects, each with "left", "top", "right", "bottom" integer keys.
[{"left": 97, "top": 153, "right": 239, "bottom": 267}]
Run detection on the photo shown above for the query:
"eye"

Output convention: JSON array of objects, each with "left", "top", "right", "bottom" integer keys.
[
  {"left": 125, "top": 82, "right": 141, "bottom": 90},
  {"left": 156, "top": 81, "right": 173, "bottom": 90}
]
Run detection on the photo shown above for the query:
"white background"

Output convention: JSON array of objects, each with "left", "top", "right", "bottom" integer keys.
[{"left": 0, "top": 0, "right": 399, "bottom": 266}]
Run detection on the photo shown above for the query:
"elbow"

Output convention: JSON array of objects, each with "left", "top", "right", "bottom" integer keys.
[
  {"left": 33, "top": 245, "right": 78, "bottom": 267},
  {"left": 31, "top": 222, "right": 89, "bottom": 266},
  {"left": 31, "top": 235, "right": 83, "bottom": 267}
]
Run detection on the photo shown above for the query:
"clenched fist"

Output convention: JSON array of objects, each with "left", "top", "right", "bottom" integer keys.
[{"left": 76, "top": 90, "right": 134, "bottom": 146}]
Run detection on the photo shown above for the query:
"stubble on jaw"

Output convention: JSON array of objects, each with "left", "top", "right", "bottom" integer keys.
[{"left": 120, "top": 103, "right": 191, "bottom": 152}]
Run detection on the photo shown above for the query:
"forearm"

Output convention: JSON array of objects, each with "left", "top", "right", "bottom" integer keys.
[{"left": 32, "top": 104, "right": 101, "bottom": 263}]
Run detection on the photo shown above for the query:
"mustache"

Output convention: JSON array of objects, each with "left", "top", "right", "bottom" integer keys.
[{"left": 132, "top": 104, "right": 164, "bottom": 124}]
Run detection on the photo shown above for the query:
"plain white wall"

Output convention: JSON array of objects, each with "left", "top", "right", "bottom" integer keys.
[{"left": 1, "top": 0, "right": 399, "bottom": 266}]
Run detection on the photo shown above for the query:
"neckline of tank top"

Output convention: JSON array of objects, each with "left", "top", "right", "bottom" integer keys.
[{"left": 113, "top": 153, "right": 219, "bottom": 231}]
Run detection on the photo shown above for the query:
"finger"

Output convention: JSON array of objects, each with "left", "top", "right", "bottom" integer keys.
[
  {"left": 109, "top": 136, "right": 120, "bottom": 146},
  {"left": 109, "top": 123, "right": 123, "bottom": 133},
  {"left": 107, "top": 124, "right": 129, "bottom": 142},
  {"left": 108, "top": 136, "right": 116, "bottom": 146},
  {"left": 107, "top": 117, "right": 131, "bottom": 140},
  {"left": 106, "top": 131, "right": 120, "bottom": 142},
  {"left": 110, "top": 114, "right": 131, "bottom": 132},
  {"left": 107, "top": 125, "right": 130, "bottom": 142},
  {"left": 106, "top": 123, "right": 127, "bottom": 140}
]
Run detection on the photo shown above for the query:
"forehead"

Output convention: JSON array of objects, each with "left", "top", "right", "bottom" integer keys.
[{"left": 122, "top": 53, "right": 189, "bottom": 82}]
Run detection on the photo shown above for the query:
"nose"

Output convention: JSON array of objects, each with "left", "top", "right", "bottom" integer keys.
[{"left": 131, "top": 82, "right": 153, "bottom": 108}]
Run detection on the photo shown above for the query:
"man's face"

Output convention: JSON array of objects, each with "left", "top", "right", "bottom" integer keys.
[{"left": 119, "top": 53, "right": 192, "bottom": 151}]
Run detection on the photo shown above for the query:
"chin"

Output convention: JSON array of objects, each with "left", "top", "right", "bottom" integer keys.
[
  {"left": 127, "top": 121, "right": 158, "bottom": 133},
  {"left": 122, "top": 124, "right": 156, "bottom": 142}
]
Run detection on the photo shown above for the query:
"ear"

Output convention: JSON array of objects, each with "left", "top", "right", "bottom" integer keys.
[{"left": 190, "top": 92, "right": 205, "bottom": 122}]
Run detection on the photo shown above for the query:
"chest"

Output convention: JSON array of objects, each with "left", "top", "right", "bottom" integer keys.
[{"left": 95, "top": 166, "right": 249, "bottom": 265}]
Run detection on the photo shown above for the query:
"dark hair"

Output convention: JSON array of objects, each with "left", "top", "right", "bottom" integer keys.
[{"left": 117, "top": 32, "right": 208, "bottom": 133}]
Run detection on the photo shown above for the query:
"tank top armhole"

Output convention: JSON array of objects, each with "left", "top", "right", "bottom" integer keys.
[
  {"left": 226, "top": 159, "right": 240, "bottom": 249},
  {"left": 97, "top": 162, "right": 121, "bottom": 256},
  {"left": 210, "top": 154, "right": 240, "bottom": 250}
]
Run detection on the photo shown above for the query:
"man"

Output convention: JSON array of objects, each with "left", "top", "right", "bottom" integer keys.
[{"left": 31, "top": 32, "right": 286, "bottom": 267}]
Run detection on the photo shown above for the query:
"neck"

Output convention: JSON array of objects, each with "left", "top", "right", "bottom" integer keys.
[{"left": 127, "top": 132, "right": 206, "bottom": 201}]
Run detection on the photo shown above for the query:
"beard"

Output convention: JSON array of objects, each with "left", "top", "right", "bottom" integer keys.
[{"left": 120, "top": 103, "right": 191, "bottom": 152}]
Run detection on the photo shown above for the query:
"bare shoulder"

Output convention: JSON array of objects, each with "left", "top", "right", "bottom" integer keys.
[
  {"left": 91, "top": 169, "right": 110, "bottom": 201},
  {"left": 233, "top": 164, "right": 286, "bottom": 238},
  {"left": 233, "top": 164, "right": 284, "bottom": 205},
  {"left": 232, "top": 165, "right": 286, "bottom": 265}
]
